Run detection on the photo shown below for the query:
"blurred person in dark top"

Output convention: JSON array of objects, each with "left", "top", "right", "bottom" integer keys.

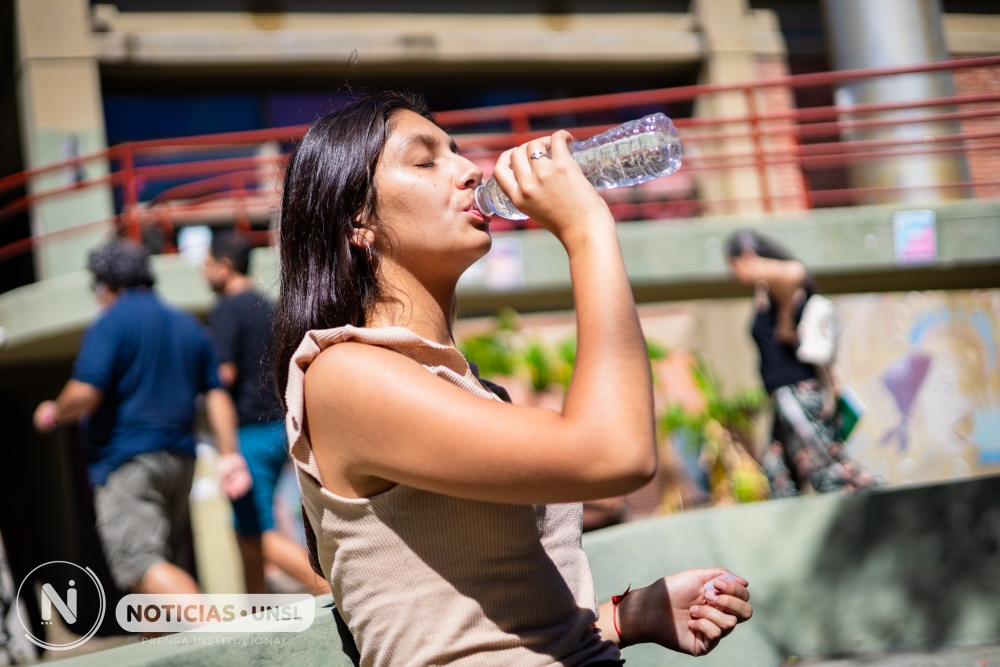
[
  {"left": 33, "top": 239, "right": 251, "bottom": 596},
  {"left": 204, "top": 231, "right": 329, "bottom": 595},
  {"left": 726, "top": 230, "right": 877, "bottom": 498}
]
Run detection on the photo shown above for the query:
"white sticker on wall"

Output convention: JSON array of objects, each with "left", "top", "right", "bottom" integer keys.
[{"left": 892, "top": 209, "right": 937, "bottom": 266}]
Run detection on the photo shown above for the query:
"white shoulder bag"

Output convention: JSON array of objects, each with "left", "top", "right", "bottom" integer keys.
[{"left": 796, "top": 294, "right": 839, "bottom": 366}]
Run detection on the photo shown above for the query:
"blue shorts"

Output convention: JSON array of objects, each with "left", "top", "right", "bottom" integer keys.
[{"left": 231, "top": 421, "right": 288, "bottom": 537}]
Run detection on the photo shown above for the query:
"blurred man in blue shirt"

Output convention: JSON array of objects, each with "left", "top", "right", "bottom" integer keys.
[{"left": 34, "top": 239, "right": 250, "bottom": 595}]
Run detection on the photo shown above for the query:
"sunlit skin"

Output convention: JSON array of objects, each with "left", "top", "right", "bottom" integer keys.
[
  {"left": 304, "top": 110, "right": 752, "bottom": 655},
  {"left": 355, "top": 112, "right": 492, "bottom": 342}
]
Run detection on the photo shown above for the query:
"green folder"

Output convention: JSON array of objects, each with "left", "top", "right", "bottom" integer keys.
[{"left": 836, "top": 385, "right": 867, "bottom": 440}]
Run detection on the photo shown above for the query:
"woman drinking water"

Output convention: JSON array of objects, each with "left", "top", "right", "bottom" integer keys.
[{"left": 271, "top": 91, "right": 752, "bottom": 666}]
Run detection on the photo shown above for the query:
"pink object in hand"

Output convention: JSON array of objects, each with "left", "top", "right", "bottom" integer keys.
[{"left": 704, "top": 573, "right": 735, "bottom": 601}]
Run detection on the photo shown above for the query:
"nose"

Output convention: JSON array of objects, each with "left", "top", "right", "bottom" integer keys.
[{"left": 458, "top": 155, "right": 483, "bottom": 190}]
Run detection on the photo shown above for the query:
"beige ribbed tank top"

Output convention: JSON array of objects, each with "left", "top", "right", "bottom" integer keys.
[{"left": 285, "top": 326, "right": 621, "bottom": 667}]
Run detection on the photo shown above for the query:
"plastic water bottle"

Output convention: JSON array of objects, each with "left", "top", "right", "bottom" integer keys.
[{"left": 474, "top": 113, "right": 682, "bottom": 220}]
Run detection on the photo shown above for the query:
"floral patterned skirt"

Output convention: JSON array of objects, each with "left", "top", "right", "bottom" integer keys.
[{"left": 761, "top": 379, "right": 876, "bottom": 497}]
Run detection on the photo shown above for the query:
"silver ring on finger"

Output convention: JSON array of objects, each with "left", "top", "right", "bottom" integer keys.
[{"left": 529, "top": 150, "right": 546, "bottom": 160}]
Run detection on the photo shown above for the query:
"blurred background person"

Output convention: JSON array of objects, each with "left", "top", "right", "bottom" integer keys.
[
  {"left": 726, "top": 230, "right": 877, "bottom": 498},
  {"left": 33, "top": 239, "right": 251, "bottom": 596},
  {"left": 204, "top": 231, "right": 329, "bottom": 595}
]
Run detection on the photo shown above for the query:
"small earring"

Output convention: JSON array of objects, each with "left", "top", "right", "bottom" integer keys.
[{"left": 365, "top": 243, "right": 373, "bottom": 263}]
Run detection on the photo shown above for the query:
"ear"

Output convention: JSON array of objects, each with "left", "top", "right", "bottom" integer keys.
[{"left": 349, "top": 227, "right": 376, "bottom": 249}]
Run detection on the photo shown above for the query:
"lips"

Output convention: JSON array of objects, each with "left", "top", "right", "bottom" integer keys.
[{"left": 463, "top": 201, "right": 489, "bottom": 224}]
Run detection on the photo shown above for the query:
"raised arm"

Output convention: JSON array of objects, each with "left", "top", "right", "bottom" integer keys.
[
  {"left": 305, "top": 131, "right": 657, "bottom": 505},
  {"left": 754, "top": 257, "right": 807, "bottom": 345}
]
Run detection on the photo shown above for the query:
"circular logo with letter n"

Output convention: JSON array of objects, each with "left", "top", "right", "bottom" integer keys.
[{"left": 17, "top": 561, "right": 106, "bottom": 651}]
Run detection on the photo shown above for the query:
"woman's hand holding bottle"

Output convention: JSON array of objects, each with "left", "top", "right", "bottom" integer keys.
[{"left": 491, "top": 131, "right": 615, "bottom": 249}]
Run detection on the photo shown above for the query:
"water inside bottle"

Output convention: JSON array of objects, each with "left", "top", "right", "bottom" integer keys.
[
  {"left": 570, "top": 126, "right": 682, "bottom": 192},
  {"left": 474, "top": 113, "right": 682, "bottom": 220}
]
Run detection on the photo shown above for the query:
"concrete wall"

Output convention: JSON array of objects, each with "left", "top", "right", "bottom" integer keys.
[
  {"left": 51, "top": 474, "right": 1000, "bottom": 666},
  {"left": 590, "top": 474, "right": 1000, "bottom": 666},
  {"left": 457, "top": 287, "right": 1000, "bottom": 490},
  {"left": 14, "top": 0, "right": 114, "bottom": 280}
]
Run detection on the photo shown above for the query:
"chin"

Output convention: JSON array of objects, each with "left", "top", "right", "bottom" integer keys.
[
  {"left": 476, "top": 226, "right": 492, "bottom": 247},
  {"left": 454, "top": 222, "right": 491, "bottom": 253},
  {"left": 451, "top": 234, "right": 492, "bottom": 274},
  {"left": 471, "top": 235, "right": 492, "bottom": 262}
]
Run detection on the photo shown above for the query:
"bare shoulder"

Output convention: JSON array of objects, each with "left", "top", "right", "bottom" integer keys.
[{"left": 303, "top": 341, "right": 422, "bottom": 403}]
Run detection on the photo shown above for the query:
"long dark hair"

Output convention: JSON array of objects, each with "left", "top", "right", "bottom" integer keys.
[
  {"left": 271, "top": 91, "right": 432, "bottom": 401},
  {"left": 270, "top": 91, "right": 432, "bottom": 577},
  {"left": 725, "top": 228, "right": 795, "bottom": 262}
]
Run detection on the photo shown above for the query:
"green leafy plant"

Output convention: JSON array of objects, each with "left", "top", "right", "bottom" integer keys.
[
  {"left": 646, "top": 338, "right": 667, "bottom": 361},
  {"left": 457, "top": 309, "right": 519, "bottom": 378},
  {"left": 659, "top": 355, "right": 767, "bottom": 438},
  {"left": 555, "top": 338, "right": 577, "bottom": 390},
  {"left": 459, "top": 312, "right": 667, "bottom": 396},
  {"left": 522, "top": 340, "right": 555, "bottom": 393},
  {"left": 658, "top": 356, "right": 770, "bottom": 505}
]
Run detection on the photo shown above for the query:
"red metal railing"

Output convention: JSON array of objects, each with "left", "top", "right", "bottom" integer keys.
[{"left": 2, "top": 54, "right": 1000, "bottom": 264}]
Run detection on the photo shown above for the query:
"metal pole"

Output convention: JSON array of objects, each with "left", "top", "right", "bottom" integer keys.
[
  {"left": 120, "top": 147, "right": 142, "bottom": 241},
  {"left": 744, "top": 87, "right": 773, "bottom": 212},
  {"left": 820, "top": 0, "right": 970, "bottom": 204},
  {"left": 511, "top": 111, "right": 531, "bottom": 147}
]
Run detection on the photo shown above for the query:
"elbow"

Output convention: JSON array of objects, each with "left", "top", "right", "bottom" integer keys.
[
  {"left": 616, "top": 418, "right": 659, "bottom": 485},
  {"left": 618, "top": 442, "right": 658, "bottom": 492},
  {"left": 585, "top": 431, "right": 658, "bottom": 496},
  {"left": 637, "top": 446, "right": 659, "bottom": 483}
]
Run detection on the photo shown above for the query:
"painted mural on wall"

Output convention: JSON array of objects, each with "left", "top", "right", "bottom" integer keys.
[{"left": 835, "top": 290, "right": 1000, "bottom": 485}]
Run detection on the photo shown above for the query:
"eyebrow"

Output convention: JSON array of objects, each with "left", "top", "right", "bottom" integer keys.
[{"left": 404, "top": 133, "right": 460, "bottom": 154}]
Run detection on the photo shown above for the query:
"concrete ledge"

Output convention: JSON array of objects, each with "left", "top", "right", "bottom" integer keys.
[
  {"left": 56, "top": 595, "right": 353, "bottom": 667},
  {"left": 457, "top": 198, "right": 1000, "bottom": 314},
  {"left": 2, "top": 199, "right": 998, "bottom": 364},
  {"left": 90, "top": 9, "right": 708, "bottom": 66},
  {"left": 586, "top": 474, "right": 1000, "bottom": 667},
  {"left": 52, "top": 474, "right": 1000, "bottom": 667},
  {"left": 0, "top": 254, "right": 217, "bottom": 365}
]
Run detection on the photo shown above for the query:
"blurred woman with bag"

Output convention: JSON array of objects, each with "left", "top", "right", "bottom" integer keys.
[{"left": 726, "top": 230, "right": 877, "bottom": 497}]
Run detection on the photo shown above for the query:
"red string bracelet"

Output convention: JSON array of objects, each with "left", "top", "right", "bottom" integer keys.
[{"left": 611, "top": 584, "right": 632, "bottom": 646}]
